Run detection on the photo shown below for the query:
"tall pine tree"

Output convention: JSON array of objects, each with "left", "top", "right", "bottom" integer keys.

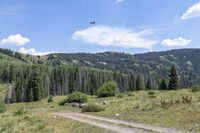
[
  {"left": 136, "top": 75, "right": 145, "bottom": 90},
  {"left": 146, "top": 78, "right": 152, "bottom": 90},
  {"left": 27, "top": 67, "right": 42, "bottom": 102},
  {"left": 168, "top": 64, "right": 179, "bottom": 90},
  {"left": 159, "top": 78, "right": 168, "bottom": 90}
]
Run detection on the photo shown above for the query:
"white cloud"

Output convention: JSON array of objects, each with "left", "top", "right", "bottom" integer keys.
[
  {"left": 0, "top": 34, "right": 30, "bottom": 46},
  {"left": 161, "top": 37, "right": 191, "bottom": 47},
  {"left": 181, "top": 1, "right": 200, "bottom": 20},
  {"left": 116, "top": 0, "right": 125, "bottom": 3},
  {"left": 19, "top": 47, "right": 53, "bottom": 56},
  {"left": 72, "top": 26, "right": 157, "bottom": 49}
]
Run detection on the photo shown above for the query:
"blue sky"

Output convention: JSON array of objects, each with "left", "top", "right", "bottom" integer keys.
[{"left": 0, "top": 0, "right": 200, "bottom": 55}]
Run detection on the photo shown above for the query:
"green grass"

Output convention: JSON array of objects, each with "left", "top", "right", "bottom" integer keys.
[
  {"left": 1, "top": 84, "right": 200, "bottom": 132},
  {"left": 0, "top": 112, "right": 113, "bottom": 133},
  {"left": 0, "top": 85, "right": 112, "bottom": 133},
  {"left": 89, "top": 90, "right": 200, "bottom": 132}
]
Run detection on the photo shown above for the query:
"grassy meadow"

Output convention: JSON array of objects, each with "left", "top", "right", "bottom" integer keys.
[
  {"left": 91, "top": 90, "right": 200, "bottom": 132},
  {"left": 0, "top": 84, "right": 200, "bottom": 132},
  {"left": 0, "top": 85, "right": 113, "bottom": 133}
]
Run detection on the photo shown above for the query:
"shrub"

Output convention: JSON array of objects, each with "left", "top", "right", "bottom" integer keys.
[
  {"left": 182, "top": 94, "right": 192, "bottom": 103},
  {"left": 13, "top": 108, "right": 27, "bottom": 116},
  {"left": 149, "top": 95, "right": 156, "bottom": 98},
  {"left": 127, "top": 92, "right": 134, "bottom": 97},
  {"left": 98, "top": 81, "right": 119, "bottom": 97},
  {"left": 161, "top": 95, "right": 192, "bottom": 109},
  {"left": 147, "top": 91, "right": 156, "bottom": 98},
  {"left": 147, "top": 91, "right": 155, "bottom": 95},
  {"left": 174, "top": 99, "right": 181, "bottom": 104},
  {"left": 58, "top": 99, "right": 67, "bottom": 106},
  {"left": 160, "top": 100, "right": 173, "bottom": 109},
  {"left": 58, "top": 92, "right": 88, "bottom": 106},
  {"left": 47, "top": 95, "right": 53, "bottom": 103},
  {"left": 192, "top": 86, "right": 200, "bottom": 92},
  {"left": 82, "top": 104, "right": 105, "bottom": 112},
  {"left": 0, "top": 102, "right": 7, "bottom": 113},
  {"left": 66, "top": 92, "right": 88, "bottom": 104},
  {"left": 116, "top": 93, "right": 124, "bottom": 98},
  {"left": 24, "top": 115, "right": 30, "bottom": 120}
]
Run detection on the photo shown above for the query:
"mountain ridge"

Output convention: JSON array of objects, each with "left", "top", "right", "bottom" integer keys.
[
  {"left": 44, "top": 48, "right": 200, "bottom": 87},
  {"left": 0, "top": 48, "right": 200, "bottom": 87}
]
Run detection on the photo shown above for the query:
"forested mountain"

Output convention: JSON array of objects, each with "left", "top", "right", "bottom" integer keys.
[
  {"left": 0, "top": 48, "right": 200, "bottom": 103},
  {"left": 0, "top": 49, "right": 135, "bottom": 103},
  {"left": 46, "top": 48, "right": 200, "bottom": 87}
]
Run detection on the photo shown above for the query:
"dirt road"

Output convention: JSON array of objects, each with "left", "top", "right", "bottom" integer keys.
[{"left": 56, "top": 112, "right": 192, "bottom": 133}]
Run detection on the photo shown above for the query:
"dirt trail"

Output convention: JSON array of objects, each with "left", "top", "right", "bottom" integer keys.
[{"left": 56, "top": 112, "right": 192, "bottom": 133}]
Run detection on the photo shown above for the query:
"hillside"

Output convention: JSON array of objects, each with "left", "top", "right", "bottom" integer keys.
[
  {"left": 46, "top": 48, "right": 200, "bottom": 87},
  {"left": 1, "top": 48, "right": 200, "bottom": 78},
  {"left": 0, "top": 49, "right": 47, "bottom": 65},
  {"left": 0, "top": 49, "right": 133, "bottom": 103},
  {"left": 1, "top": 48, "right": 200, "bottom": 88},
  {"left": 0, "top": 48, "right": 200, "bottom": 132}
]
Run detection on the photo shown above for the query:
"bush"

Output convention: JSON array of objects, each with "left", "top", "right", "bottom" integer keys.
[
  {"left": 58, "top": 99, "right": 67, "bottom": 106},
  {"left": 147, "top": 91, "right": 156, "bottom": 98},
  {"left": 13, "top": 108, "right": 27, "bottom": 116},
  {"left": 116, "top": 93, "right": 124, "bottom": 98},
  {"left": 147, "top": 91, "right": 155, "bottom": 95},
  {"left": 66, "top": 92, "right": 88, "bottom": 104},
  {"left": 82, "top": 104, "right": 105, "bottom": 112},
  {"left": 98, "top": 81, "right": 119, "bottom": 97},
  {"left": 160, "top": 95, "right": 192, "bottom": 109},
  {"left": 192, "top": 86, "right": 200, "bottom": 92},
  {"left": 0, "top": 102, "right": 7, "bottom": 113},
  {"left": 127, "top": 92, "right": 134, "bottom": 97},
  {"left": 160, "top": 100, "right": 173, "bottom": 109},
  {"left": 47, "top": 95, "right": 53, "bottom": 103},
  {"left": 182, "top": 94, "right": 192, "bottom": 103}
]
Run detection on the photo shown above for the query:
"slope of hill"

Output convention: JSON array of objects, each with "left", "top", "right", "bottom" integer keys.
[
  {"left": 0, "top": 49, "right": 47, "bottom": 65},
  {"left": 1, "top": 48, "right": 200, "bottom": 81},
  {"left": 0, "top": 49, "right": 132, "bottom": 103},
  {"left": 1, "top": 48, "right": 200, "bottom": 88},
  {"left": 45, "top": 48, "right": 200, "bottom": 87}
]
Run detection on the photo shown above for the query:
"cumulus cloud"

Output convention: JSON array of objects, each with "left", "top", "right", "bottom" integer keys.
[
  {"left": 181, "top": 1, "right": 200, "bottom": 20},
  {"left": 161, "top": 37, "right": 191, "bottom": 47},
  {"left": 72, "top": 26, "right": 157, "bottom": 49},
  {"left": 0, "top": 34, "right": 30, "bottom": 46},
  {"left": 19, "top": 47, "right": 53, "bottom": 56},
  {"left": 116, "top": 0, "right": 125, "bottom": 3}
]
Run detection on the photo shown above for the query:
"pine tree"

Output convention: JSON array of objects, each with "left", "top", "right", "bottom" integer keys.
[
  {"left": 136, "top": 75, "right": 145, "bottom": 90},
  {"left": 146, "top": 78, "right": 152, "bottom": 90},
  {"left": 159, "top": 79, "right": 168, "bottom": 90},
  {"left": 27, "top": 67, "right": 41, "bottom": 102},
  {"left": 9, "top": 64, "right": 15, "bottom": 83},
  {"left": 68, "top": 73, "right": 75, "bottom": 93},
  {"left": 168, "top": 64, "right": 179, "bottom": 90},
  {"left": 26, "top": 87, "right": 33, "bottom": 102},
  {"left": 129, "top": 74, "right": 135, "bottom": 91},
  {"left": 90, "top": 72, "right": 97, "bottom": 95},
  {"left": 15, "top": 80, "right": 23, "bottom": 102}
]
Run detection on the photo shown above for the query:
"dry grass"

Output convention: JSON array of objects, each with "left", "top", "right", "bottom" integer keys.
[
  {"left": 0, "top": 85, "right": 113, "bottom": 133},
  {"left": 89, "top": 90, "right": 200, "bottom": 132},
  {"left": 1, "top": 84, "right": 200, "bottom": 132}
]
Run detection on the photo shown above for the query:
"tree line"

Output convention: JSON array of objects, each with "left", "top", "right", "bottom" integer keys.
[{"left": 0, "top": 59, "right": 179, "bottom": 103}]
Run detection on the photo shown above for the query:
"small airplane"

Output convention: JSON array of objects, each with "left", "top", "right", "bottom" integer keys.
[{"left": 89, "top": 21, "right": 96, "bottom": 24}]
